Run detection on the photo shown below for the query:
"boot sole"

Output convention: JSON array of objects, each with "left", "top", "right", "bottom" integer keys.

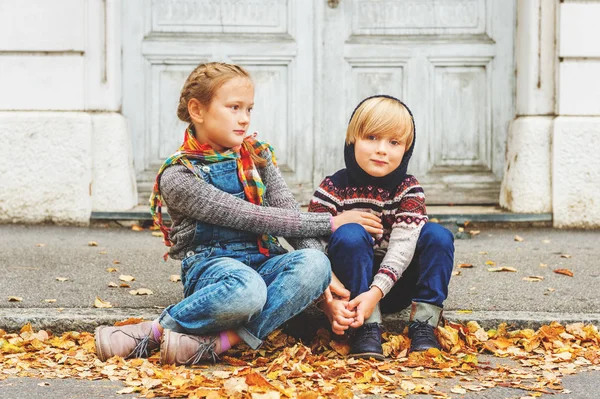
[
  {"left": 351, "top": 351, "right": 385, "bottom": 361},
  {"left": 94, "top": 326, "right": 109, "bottom": 362},
  {"left": 160, "top": 329, "right": 172, "bottom": 365}
]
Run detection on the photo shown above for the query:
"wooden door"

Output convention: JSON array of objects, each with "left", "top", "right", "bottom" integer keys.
[
  {"left": 315, "top": 0, "right": 515, "bottom": 204},
  {"left": 123, "top": 0, "right": 316, "bottom": 204}
]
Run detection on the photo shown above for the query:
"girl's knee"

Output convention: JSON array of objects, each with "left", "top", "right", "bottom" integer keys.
[
  {"left": 329, "top": 223, "right": 372, "bottom": 251},
  {"left": 294, "top": 249, "right": 331, "bottom": 291},
  {"left": 228, "top": 269, "right": 268, "bottom": 315},
  {"left": 420, "top": 223, "right": 454, "bottom": 250}
]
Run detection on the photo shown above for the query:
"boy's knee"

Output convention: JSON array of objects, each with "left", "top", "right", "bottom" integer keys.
[
  {"left": 329, "top": 223, "right": 372, "bottom": 251},
  {"left": 420, "top": 223, "right": 454, "bottom": 250}
]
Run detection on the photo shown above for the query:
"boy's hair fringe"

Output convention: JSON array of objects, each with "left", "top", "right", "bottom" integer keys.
[
  {"left": 178, "top": 62, "right": 266, "bottom": 167},
  {"left": 346, "top": 97, "right": 414, "bottom": 150}
]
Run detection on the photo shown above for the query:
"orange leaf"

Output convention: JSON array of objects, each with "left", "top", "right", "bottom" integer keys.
[
  {"left": 553, "top": 268, "right": 574, "bottom": 277},
  {"left": 245, "top": 371, "right": 275, "bottom": 389},
  {"left": 114, "top": 317, "right": 146, "bottom": 327},
  {"left": 458, "top": 263, "right": 473, "bottom": 268}
]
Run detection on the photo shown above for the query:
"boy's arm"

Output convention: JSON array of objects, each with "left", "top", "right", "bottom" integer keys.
[{"left": 370, "top": 182, "right": 428, "bottom": 297}]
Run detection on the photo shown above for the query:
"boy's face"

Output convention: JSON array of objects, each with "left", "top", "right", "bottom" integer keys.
[{"left": 354, "top": 134, "right": 406, "bottom": 177}]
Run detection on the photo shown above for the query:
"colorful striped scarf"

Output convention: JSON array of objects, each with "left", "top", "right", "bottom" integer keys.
[{"left": 150, "top": 125, "right": 279, "bottom": 256}]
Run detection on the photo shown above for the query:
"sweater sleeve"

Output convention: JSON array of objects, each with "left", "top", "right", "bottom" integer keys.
[
  {"left": 370, "top": 180, "right": 428, "bottom": 296},
  {"left": 259, "top": 150, "right": 326, "bottom": 250},
  {"left": 307, "top": 177, "right": 341, "bottom": 216},
  {"left": 160, "top": 163, "right": 332, "bottom": 238}
]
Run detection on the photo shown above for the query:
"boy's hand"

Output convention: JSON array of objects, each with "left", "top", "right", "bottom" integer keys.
[
  {"left": 347, "top": 287, "right": 383, "bottom": 328},
  {"left": 321, "top": 289, "right": 356, "bottom": 335},
  {"left": 332, "top": 211, "right": 383, "bottom": 236}
]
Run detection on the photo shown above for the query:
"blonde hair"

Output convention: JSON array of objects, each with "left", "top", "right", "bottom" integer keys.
[
  {"left": 346, "top": 97, "right": 414, "bottom": 150},
  {"left": 177, "top": 62, "right": 266, "bottom": 166}
]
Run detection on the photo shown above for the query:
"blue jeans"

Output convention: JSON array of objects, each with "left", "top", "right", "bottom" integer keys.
[
  {"left": 327, "top": 222, "right": 454, "bottom": 312},
  {"left": 159, "top": 244, "right": 331, "bottom": 349}
]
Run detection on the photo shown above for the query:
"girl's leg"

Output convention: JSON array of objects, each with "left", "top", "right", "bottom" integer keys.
[
  {"left": 239, "top": 248, "right": 331, "bottom": 348},
  {"left": 327, "top": 223, "right": 375, "bottom": 299}
]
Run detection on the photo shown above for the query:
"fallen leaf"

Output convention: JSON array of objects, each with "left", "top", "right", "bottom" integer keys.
[
  {"left": 452, "top": 270, "right": 461, "bottom": 276},
  {"left": 119, "top": 283, "right": 131, "bottom": 288},
  {"left": 542, "top": 239, "right": 551, "bottom": 244},
  {"left": 106, "top": 268, "right": 118, "bottom": 273},
  {"left": 514, "top": 235, "right": 524, "bottom": 242},
  {"left": 99, "top": 250, "right": 107, "bottom": 254},
  {"left": 119, "top": 275, "right": 135, "bottom": 282},
  {"left": 129, "top": 288, "right": 153, "bottom": 296},
  {"left": 108, "top": 282, "right": 118, "bottom": 288},
  {"left": 88, "top": 241, "right": 98, "bottom": 247},
  {"left": 451, "top": 386, "right": 467, "bottom": 394},
  {"left": 560, "top": 254, "right": 572, "bottom": 259},
  {"left": 488, "top": 267, "right": 517, "bottom": 272},
  {"left": 114, "top": 317, "right": 146, "bottom": 326},
  {"left": 131, "top": 225, "right": 144, "bottom": 231},
  {"left": 94, "top": 297, "right": 112, "bottom": 308},
  {"left": 469, "top": 230, "right": 480, "bottom": 236},
  {"left": 169, "top": 274, "right": 181, "bottom": 282},
  {"left": 36, "top": 243, "right": 46, "bottom": 247},
  {"left": 44, "top": 299, "right": 57, "bottom": 303},
  {"left": 151, "top": 232, "right": 163, "bottom": 237},
  {"left": 56, "top": 277, "right": 69, "bottom": 282},
  {"left": 485, "top": 260, "right": 496, "bottom": 266},
  {"left": 37, "top": 382, "right": 50, "bottom": 387},
  {"left": 554, "top": 268, "right": 574, "bottom": 277},
  {"left": 457, "top": 309, "right": 473, "bottom": 314},
  {"left": 8, "top": 296, "right": 23, "bottom": 302},
  {"left": 458, "top": 263, "right": 473, "bottom": 268},
  {"left": 522, "top": 276, "right": 544, "bottom": 282},
  {"left": 479, "top": 251, "right": 488, "bottom": 255},
  {"left": 112, "top": 260, "right": 121, "bottom": 265},
  {"left": 540, "top": 263, "right": 548, "bottom": 267},
  {"left": 116, "top": 387, "right": 135, "bottom": 394}
]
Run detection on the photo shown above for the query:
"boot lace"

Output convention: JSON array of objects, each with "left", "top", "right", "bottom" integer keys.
[
  {"left": 354, "top": 323, "right": 381, "bottom": 345},
  {"left": 410, "top": 318, "right": 434, "bottom": 339},
  {"left": 110, "top": 330, "right": 158, "bottom": 359},
  {"left": 185, "top": 336, "right": 220, "bottom": 365}
]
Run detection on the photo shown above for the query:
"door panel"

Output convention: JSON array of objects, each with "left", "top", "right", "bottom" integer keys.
[{"left": 316, "top": 0, "right": 515, "bottom": 205}]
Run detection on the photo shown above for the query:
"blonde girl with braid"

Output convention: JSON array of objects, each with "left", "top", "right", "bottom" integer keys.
[{"left": 94, "top": 62, "right": 383, "bottom": 365}]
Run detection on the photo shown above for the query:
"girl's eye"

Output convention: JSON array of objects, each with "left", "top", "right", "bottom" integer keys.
[
  {"left": 248, "top": 107, "right": 253, "bottom": 113},
  {"left": 230, "top": 105, "right": 240, "bottom": 111}
]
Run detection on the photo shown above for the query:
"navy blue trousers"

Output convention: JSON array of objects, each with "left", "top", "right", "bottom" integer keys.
[{"left": 327, "top": 222, "right": 454, "bottom": 312}]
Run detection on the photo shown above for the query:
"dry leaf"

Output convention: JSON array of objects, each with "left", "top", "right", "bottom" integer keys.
[
  {"left": 88, "top": 241, "right": 98, "bottom": 247},
  {"left": 94, "top": 297, "right": 112, "bottom": 308},
  {"left": 479, "top": 251, "right": 488, "bottom": 255},
  {"left": 540, "top": 263, "right": 548, "bottom": 267},
  {"left": 485, "top": 260, "right": 496, "bottom": 266},
  {"left": 451, "top": 386, "right": 467, "bottom": 394},
  {"left": 560, "top": 254, "right": 572, "bottom": 259},
  {"left": 169, "top": 275, "right": 181, "bottom": 282},
  {"left": 119, "top": 275, "right": 135, "bottom": 282},
  {"left": 114, "top": 317, "right": 146, "bottom": 326},
  {"left": 469, "top": 230, "right": 480, "bottom": 236},
  {"left": 112, "top": 260, "right": 121, "bottom": 265},
  {"left": 452, "top": 270, "right": 461, "bottom": 276},
  {"left": 106, "top": 268, "right": 118, "bottom": 272},
  {"left": 523, "top": 276, "right": 544, "bottom": 282},
  {"left": 37, "top": 382, "right": 50, "bottom": 387},
  {"left": 131, "top": 225, "right": 144, "bottom": 231},
  {"left": 129, "top": 288, "right": 153, "bottom": 296},
  {"left": 514, "top": 235, "right": 524, "bottom": 242},
  {"left": 8, "top": 296, "right": 23, "bottom": 302},
  {"left": 56, "top": 277, "right": 69, "bottom": 282},
  {"left": 36, "top": 243, "right": 46, "bottom": 247},
  {"left": 554, "top": 268, "right": 574, "bottom": 277},
  {"left": 119, "top": 283, "right": 131, "bottom": 288},
  {"left": 151, "top": 232, "right": 163, "bottom": 237},
  {"left": 44, "top": 299, "right": 57, "bottom": 303},
  {"left": 108, "top": 282, "right": 118, "bottom": 288},
  {"left": 488, "top": 267, "right": 517, "bottom": 272},
  {"left": 458, "top": 263, "right": 474, "bottom": 268}
]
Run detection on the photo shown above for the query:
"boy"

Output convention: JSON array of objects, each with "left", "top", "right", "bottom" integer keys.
[{"left": 309, "top": 95, "right": 454, "bottom": 359}]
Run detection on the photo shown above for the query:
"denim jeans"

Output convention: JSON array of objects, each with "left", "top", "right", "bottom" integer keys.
[
  {"left": 158, "top": 159, "right": 331, "bottom": 349},
  {"left": 327, "top": 222, "right": 454, "bottom": 312}
]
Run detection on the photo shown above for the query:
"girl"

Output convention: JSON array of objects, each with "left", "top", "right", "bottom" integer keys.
[{"left": 94, "top": 62, "right": 382, "bottom": 365}]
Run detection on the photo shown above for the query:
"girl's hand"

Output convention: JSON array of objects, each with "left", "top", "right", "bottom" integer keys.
[
  {"left": 347, "top": 287, "right": 383, "bottom": 328},
  {"left": 332, "top": 211, "right": 383, "bottom": 235},
  {"left": 328, "top": 273, "right": 350, "bottom": 301},
  {"left": 321, "top": 289, "right": 356, "bottom": 335}
]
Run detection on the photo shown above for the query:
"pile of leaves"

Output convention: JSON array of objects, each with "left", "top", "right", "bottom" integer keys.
[{"left": 1, "top": 320, "right": 599, "bottom": 398}]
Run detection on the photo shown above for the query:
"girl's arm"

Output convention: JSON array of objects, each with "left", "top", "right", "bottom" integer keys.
[
  {"left": 371, "top": 182, "right": 428, "bottom": 296},
  {"left": 160, "top": 164, "right": 332, "bottom": 238}
]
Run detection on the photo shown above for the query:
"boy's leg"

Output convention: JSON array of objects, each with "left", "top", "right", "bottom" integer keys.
[
  {"left": 382, "top": 222, "right": 454, "bottom": 351},
  {"left": 328, "top": 223, "right": 384, "bottom": 359},
  {"left": 327, "top": 223, "right": 375, "bottom": 299},
  {"left": 240, "top": 248, "right": 331, "bottom": 349}
]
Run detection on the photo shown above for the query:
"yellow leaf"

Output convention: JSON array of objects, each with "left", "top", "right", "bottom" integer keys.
[
  {"left": 485, "top": 260, "right": 496, "bottom": 266},
  {"left": 151, "top": 232, "right": 163, "bottom": 237},
  {"left": 56, "top": 277, "right": 69, "bottom": 282},
  {"left": 8, "top": 296, "right": 23, "bottom": 302},
  {"left": 94, "top": 297, "right": 112, "bottom": 308},
  {"left": 131, "top": 225, "right": 144, "bottom": 231},
  {"left": 514, "top": 235, "right": 524, "bottom": 242},
  {"left": 169, "top": 274, "right": 181, "bottom": 282},
  {"left": 129, "top": 288, "right": 153, "bottom": 296},
  {"left": 488, "top": 266, "right": 517, "bottom": 272},
  {"left": 88, "top": 241, "right": 98, "bottom": 247},
  {"left": 119, "top": 275, "right": 135, "bottom": 282},
  {"left": 106, "top": 267, "right": 118, "bottom": 272}
]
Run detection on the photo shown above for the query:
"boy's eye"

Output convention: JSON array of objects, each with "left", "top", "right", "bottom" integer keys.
[
  {"left": 367, "top": 135, "right": 378, "bottom": 141},
  {"left": 390, "top": 140, "right": 400, "bottom": 146}
]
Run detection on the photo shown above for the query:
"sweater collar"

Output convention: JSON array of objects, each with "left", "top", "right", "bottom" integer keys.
[{"left": 344, "top": 95, "right": 416, "bottom": 191}]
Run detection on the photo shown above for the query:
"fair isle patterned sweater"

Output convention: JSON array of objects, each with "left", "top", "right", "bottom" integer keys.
[{"left": 308, "top": 170, "right": 428, "bottom": 296}]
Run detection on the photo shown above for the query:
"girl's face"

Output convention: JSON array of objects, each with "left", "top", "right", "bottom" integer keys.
[
  {"left": 354, "top": 133, "right": 406, "bottom": 177},
  {"left": 193, "top": 77, "right": 254, "bottom": 151}
]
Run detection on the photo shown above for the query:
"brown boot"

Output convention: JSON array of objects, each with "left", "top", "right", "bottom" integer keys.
[
  {"left": 95, "top": 321, "right": 160, "bottom": 361},
  {"left": 160, "top": 329, "right": 220, "bottom": 365}
]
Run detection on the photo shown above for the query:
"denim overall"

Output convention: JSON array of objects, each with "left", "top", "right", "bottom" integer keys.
[{"left": 158, "top": 159, "right": 331, "bottom": 349}]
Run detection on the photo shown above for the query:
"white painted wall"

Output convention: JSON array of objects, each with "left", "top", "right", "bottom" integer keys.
[{"left": 0, "top": 0, "right": 136, "bottom": 224}]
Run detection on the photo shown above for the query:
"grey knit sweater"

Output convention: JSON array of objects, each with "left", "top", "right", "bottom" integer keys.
[{"left": 159, "top": 153, "right": 331, "bottom": 259}]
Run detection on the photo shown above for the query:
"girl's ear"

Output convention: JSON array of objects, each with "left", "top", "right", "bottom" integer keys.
[{"left": 188, "top": 98, "right": 204, "bottom": 124}]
